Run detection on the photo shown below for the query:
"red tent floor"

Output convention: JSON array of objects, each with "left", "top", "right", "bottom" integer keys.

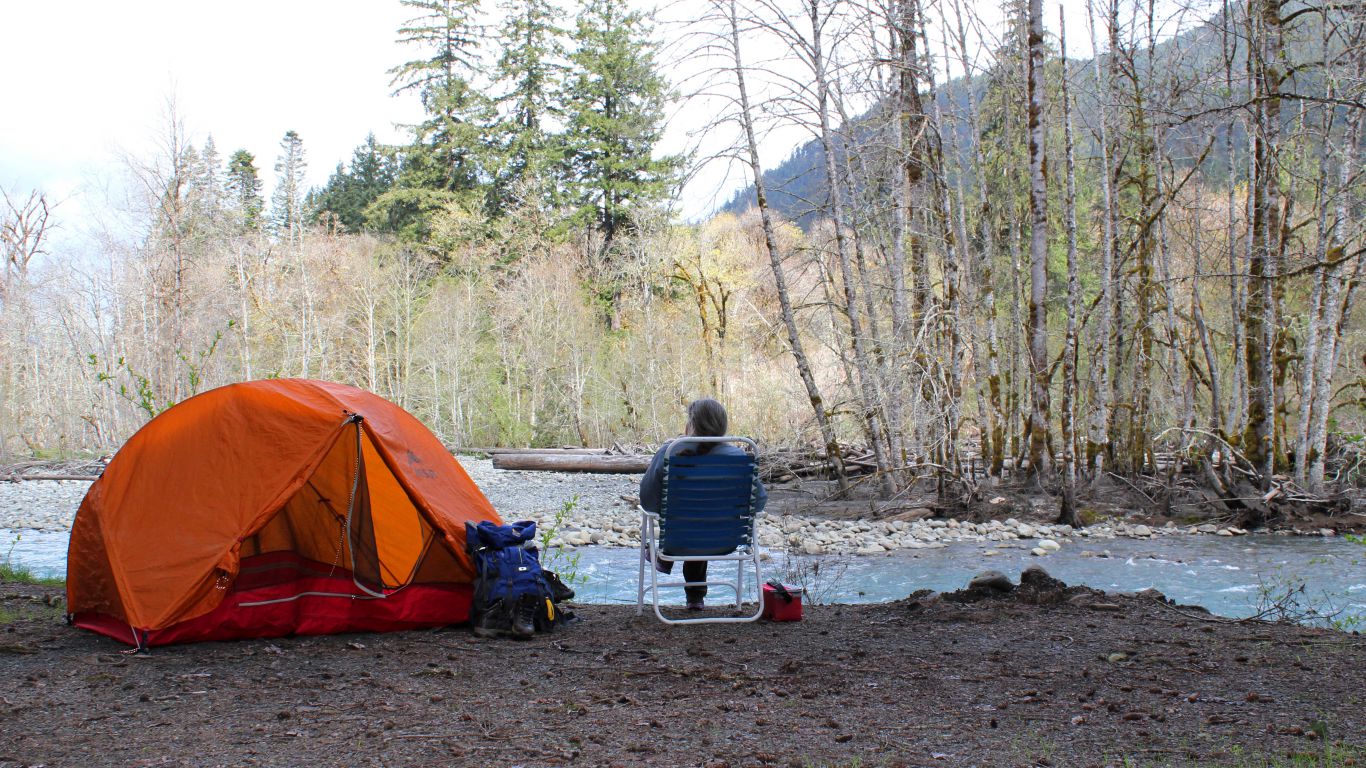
[{"left": 73, "top": 551, "right": 472, "bottom": 647}]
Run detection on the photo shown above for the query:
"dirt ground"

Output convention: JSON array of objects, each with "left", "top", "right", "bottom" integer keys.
[{"left": 3, "top": 575, "right": 1364, "bottom": 768}]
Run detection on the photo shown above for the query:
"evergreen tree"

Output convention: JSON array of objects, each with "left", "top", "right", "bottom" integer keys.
[
  {"left": 490, "top": 0, "right": 567, "bottom": 215},
  {"left": 390, "top": 0, "right": 491, "bottom": 194},
  {"left": 192, "top": 135, "right": 225, "bottom": 228},
  {"left": 313, "top": 133, "right": 398, "bottom": 232},
  {"left": 563, "top": 0, "right": 680, "bottom": 293},
  {"left": 225, "top": 149, "right": 264, "bottom": 232},
  {"left": 270, "top": 130, "right": 308, "bottom": 242},
  {"left": 377, "top": 0, "right": 492, "bottom": 238}
]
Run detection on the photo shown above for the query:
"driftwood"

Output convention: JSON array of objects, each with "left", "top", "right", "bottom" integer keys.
[
  {"left": 2, "top": 474, "right": 99, "bottom": 482},
  {"left": 455, "top": 447, "right": 606, "bottom": 456},
  {"left": 491, "top": 453, "right": 651, "bottom": 474}
]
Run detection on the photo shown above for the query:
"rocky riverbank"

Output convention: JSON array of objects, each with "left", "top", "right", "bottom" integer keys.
[{"left": 0, "top": 459, "right": 1340, "bottom": 558}]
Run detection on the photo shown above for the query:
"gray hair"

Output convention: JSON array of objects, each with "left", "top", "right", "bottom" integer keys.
[{"left": 687, "top": 398, "right": 728, "bottom": 438}]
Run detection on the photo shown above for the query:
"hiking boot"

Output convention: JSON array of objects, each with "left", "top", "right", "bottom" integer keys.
[
  {"left": 472, "top": 607, "right": 502, "bottom": 638},
  {"left": 512, "top": 594, "right": 539, "bottom": 638}
]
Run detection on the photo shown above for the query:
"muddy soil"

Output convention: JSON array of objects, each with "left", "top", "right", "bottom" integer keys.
[{"left": 3, "top": 577, "right": 1364, "bottom": 767}]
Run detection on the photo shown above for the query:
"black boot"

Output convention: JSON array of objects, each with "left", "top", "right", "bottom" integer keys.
[
  {"left": 478, "top": 604, "right": 505, "bottom": 634},
  {"left": 512, "top": 594, "right": 539, "bottom": 639},
  {"left": 473, "top": 601, "right": 507, "bottom": 638}
]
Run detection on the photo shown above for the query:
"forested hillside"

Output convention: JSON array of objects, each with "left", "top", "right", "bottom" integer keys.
[{"left": 2, "top": 0, "right": 1363, "bottom": 523}]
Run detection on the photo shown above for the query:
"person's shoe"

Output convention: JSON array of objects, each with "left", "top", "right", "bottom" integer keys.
[
  {"left": 686, "top": 599, "right": 705, "bottom": 611},
  {"left": 512, "top": 594, "right": 539, "bottom": 638}
]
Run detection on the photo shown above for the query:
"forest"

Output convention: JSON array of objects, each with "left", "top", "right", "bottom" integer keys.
[{"left": 1, "top": 0, "right": 1363, "bottom": 525}]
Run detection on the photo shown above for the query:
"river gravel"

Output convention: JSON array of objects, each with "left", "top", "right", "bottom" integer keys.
[
  {"left": 0, "top": 460, "right": 636, "bottom": 533},
  {"left": 1, "top": 458, "right": 1274, "bottom": 556}
]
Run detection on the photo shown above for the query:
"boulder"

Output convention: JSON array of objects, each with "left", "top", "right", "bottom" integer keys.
[{"left": 968, "top": 570, "right": 1015, "bottom": 593}]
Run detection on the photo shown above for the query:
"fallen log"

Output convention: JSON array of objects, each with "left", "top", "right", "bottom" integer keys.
[
  {"left": 2, "top": 474, "right": 99, "bottom": 482},
  {"left": 491, "top": 454, "right": 651, "bottom": 474},
  {"left": 456, "top": 447, "right": 606, "bottom": 456}
]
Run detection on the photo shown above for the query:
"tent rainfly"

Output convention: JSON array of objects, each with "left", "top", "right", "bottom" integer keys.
[{"left": 67, "top": 379, "right": 501, "bottom": 648}]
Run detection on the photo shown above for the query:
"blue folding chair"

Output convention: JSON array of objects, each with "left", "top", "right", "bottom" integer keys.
[{"left": 636, "top": 436, "right": 763, "bottom": 624}]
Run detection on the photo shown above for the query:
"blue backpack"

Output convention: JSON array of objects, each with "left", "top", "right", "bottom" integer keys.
[
  {"left": 465, "top": 520, "right": 576, "bottom": 635},
  {"left": 466, "top": 520, "right": 546, "bottom": 612}
]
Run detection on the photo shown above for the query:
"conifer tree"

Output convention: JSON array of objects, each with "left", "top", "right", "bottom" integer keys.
[
  {"left": 270, "top": 130, "right": 308, "bottom": 243},
  {"left": 563, "top": 0, "right": 680, "bottom": 325},
  {"left": 193, "top": 135, "right": 225, "bottom": 228},
  {"left": 313, "top": 134, "right": 398, "bottom": 232},
  {"left": 225, "top": 149, "right": 264, "bottom": 232},
  {"left": 377, "top": 0, "right": 492, "bottom": 238},
  {"left": 389, "top": 0, "right": 491, "bottom": 196},
  {"left": 491, "top": 0, "right": 567, "bottom": 215}
]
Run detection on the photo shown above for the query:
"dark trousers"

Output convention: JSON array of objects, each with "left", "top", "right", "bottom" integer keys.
[
  {"left": 683, "top": 560, "right": 708, "bottom": 602},
  {"left": 656, "top": 555, "right": 709, "bottom": 602}
]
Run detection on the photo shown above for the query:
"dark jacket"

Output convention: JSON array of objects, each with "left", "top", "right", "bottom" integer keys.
[{"left": 639, "top": 439, "right": 768, "bottom": 515}]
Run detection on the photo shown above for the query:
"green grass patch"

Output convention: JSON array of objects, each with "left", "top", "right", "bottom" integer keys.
[
  {"left": 0, "top": 561, "right": 64, "bottom": 588},
  {"left": 1117, "top": 743, "right": 1366, "bottom": 767},
  {"left": 1225, "top": 743, "right": 1366, "bottom": 767}
]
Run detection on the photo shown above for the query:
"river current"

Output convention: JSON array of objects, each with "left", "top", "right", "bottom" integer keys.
[{"left": 7, "top": 527, "right": 1364, "bottom": 621}]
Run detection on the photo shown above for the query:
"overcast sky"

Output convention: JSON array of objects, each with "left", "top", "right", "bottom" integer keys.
[
  {"left": 1, "top": 0, "right": 1208, "bottom": 247},
  {"left": 1, "top": 2, "right": 423, "bottom": 213}
]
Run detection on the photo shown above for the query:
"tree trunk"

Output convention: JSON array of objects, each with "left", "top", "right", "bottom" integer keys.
[
  {"left": 808, "top": 0, "right": 896, "bottom": 497},
  {"left": 1085, "top": 0, "right": 1118, "bottom": 475},
  {"left": 491, "top": 453, "right": 650, "bottom": 473},
  {"left": 949, "top": 0, "right": 1005, "bottom": 482},
  {"left": 1058, "top": 9, "right": 1081, "bottom": 527},
  {"left": 1221, "top": 0, "right": 1248, "bottom": 440},
  {"left": 1025, "top": 0, "right": 1051, "bottom": 479},
  {"left": 1242, "top": 0, "right": 1286, "bottom": 487},
  {"left": 918, "top": 8, "right": 963, "bottom": 485},
  {"left": 725, "top": 0, "right": 848, "bottom": 493},
  {"left": 1307, "top": 107, "right": 1362, "bottom": 490}
]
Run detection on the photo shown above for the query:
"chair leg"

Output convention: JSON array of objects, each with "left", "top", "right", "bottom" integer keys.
[
  {"left": 636, "top": 542, "right": 646, "bottom": 616},
  {"left": 735, "top": 558, "right": 743, "bottom": 608}
]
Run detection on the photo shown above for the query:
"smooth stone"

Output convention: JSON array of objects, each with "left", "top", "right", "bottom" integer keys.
[
  {"left": 1037, "top": 539, "right": 1061, "bottom": 552},
  {"left": 968, "top": 570, "right": 1014, "bottom": 592}
]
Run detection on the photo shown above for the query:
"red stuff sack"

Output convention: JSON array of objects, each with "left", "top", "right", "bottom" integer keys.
[{"left": 761, "top": 581, "right": 803, "bottom": 621}]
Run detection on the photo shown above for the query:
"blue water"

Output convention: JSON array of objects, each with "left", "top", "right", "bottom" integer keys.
[{"left": 8, "top": 527, "right": 1365, "bottom": 621}]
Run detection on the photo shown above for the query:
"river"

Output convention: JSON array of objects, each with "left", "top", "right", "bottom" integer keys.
[{"left": 6, "top": 527, "right": 1363, "bottom": 623}]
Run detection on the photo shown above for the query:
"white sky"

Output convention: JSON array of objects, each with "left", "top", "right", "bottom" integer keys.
[
  {"left": 1, "top": 0, "right": 1214, "bottom": 245},
  {"left": 1, "top": 1, "right": 424, "bottom": 217}
]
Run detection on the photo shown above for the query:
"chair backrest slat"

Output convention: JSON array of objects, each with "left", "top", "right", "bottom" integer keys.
[{"left": 660, "top": 447, "right": 758, "bottom": 556}]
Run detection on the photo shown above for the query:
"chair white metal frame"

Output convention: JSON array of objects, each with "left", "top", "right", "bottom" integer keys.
[{"left": 636, "top": 436, "right": 763, "bottom": 624}]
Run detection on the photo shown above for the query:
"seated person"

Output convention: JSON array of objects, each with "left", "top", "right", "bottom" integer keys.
[{"left": 640, "top": 398, "right": 768, "bottom": 610}]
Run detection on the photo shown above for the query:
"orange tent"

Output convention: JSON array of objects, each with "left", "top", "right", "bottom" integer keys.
[{"left": 67, "top": 379, "right": 501, "bottom": 647}]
